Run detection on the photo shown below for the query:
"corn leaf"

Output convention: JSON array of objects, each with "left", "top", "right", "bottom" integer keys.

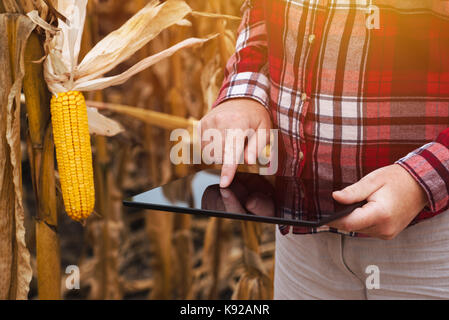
[
  {"left": 76, "top": 0, "right": 192, "bottom": 84},
  {"left": 74, "top": 36, "right": 215, "bottom": 91},
  {"left": 86, "top": 107, "right": 124, "bottom": 137}
]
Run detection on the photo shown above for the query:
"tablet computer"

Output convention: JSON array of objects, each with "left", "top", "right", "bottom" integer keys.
[{"left": 123, "top": 169, "right": 366, "bottom": 227}]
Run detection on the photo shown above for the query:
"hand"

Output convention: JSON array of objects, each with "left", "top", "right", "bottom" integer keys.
[
  {"left": 329, "top": 164, "right": 429, "bottom": 240},
  {"left": 200, "top": 99, "right": 272, "bottom": 188}
]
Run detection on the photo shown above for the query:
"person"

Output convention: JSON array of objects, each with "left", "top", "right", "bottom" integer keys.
[{"left": 199, "top": 0, "right": 449, "bottom": 299}]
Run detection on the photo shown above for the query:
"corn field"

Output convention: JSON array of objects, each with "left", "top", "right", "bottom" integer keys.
[{"left": 0, "top": 0, "right": 275, "bottom": 300}]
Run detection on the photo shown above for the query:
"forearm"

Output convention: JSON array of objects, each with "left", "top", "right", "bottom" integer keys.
[
  {"left": 214, "top": 0, "right": 270, "bottom": 109},
  {"left": 396, "top": 128, "right": 449, "bottom": 213}
]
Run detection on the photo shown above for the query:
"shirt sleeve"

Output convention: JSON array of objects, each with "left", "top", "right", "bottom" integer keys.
[
  {"left": 213, "top": 0, "right": 270, "bottom": 109},
  {"left": 396, "top": 128, "right": 449, "bottom": 213}
]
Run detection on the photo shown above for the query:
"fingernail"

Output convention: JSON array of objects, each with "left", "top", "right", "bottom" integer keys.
[{"left": 220, "top": 176, "right": 229, "bottom": 188}]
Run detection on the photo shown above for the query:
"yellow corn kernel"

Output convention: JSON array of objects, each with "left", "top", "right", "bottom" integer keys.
[{"left": 50, "top": 91, "right": 95, "bottom": 221}]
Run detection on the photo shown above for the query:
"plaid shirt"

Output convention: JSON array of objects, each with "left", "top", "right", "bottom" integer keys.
[{"left": 214, "top": 0, "right": 449, "bottom": 236}]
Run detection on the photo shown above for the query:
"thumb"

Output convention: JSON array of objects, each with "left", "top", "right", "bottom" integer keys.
[{"left": 333, "top": 174, "right": 383, "bottom": 204}]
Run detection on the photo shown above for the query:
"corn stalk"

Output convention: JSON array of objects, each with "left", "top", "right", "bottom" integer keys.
[
  {"left": 128, "top": 8, "right": 178, "bottom": 298},
  {"left": 23, "top": 29, "right": 62, "bottom": 299},
  {"left": 201, "top": 217, "right": 234, "bottom": 299},
  {"left": 145, "top": 210, "right": 174, "bottom": 299},
  {"left": 232, "top": 222, "right": 273, "bottom": 299},
  {"left": 0, "top": 9, "right": 35, "bottom": 299},
  {"left": 168, "top": 24, "right": 195, "bottom": 299},
  {"left": 81, "top": 1, "right": 123, "bottom": 299}
]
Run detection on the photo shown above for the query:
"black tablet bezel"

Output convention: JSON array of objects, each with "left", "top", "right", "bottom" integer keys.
[{"left": 122, "top": 170, "right": 366, "bottom": 227}]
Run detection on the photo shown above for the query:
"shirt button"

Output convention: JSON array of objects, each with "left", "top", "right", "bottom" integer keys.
[
  {"left": 301, "top": 93, "right": 308, "bottom": 101},
  {"left": 308, "top": 34, "right": 316, "bottom": 44}
]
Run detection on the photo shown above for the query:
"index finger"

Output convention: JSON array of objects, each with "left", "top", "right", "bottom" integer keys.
[{"left": 220, "top": 130, "right": 246, "bottom": 188}]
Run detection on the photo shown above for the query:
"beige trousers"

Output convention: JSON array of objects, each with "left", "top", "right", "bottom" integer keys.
[{"left": 274, "top": 211, "right": 449, "bottom": 300}]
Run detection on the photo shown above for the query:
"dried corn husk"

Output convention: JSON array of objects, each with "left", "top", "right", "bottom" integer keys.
[{"left": 27, "top": 0, "right": 216, "bottom": 136}]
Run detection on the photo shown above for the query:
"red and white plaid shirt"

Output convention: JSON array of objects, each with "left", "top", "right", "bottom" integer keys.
[{"left": 214, "top": 0, "right": 449, "bottom": 236}]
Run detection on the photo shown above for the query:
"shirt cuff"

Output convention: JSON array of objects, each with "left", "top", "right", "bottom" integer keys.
[
  {"left": 396, "top": 142, "right": 449, "bottom": 213},
  {"left": 213, "top": 72, "right": 270, "bottom": 109}
]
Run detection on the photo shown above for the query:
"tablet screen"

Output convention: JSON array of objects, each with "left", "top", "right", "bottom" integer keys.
[{"left": 123, "top": 170, "right": 366, "bottom": 227}]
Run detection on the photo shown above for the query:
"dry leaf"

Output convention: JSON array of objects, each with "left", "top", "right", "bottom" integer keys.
[
  {"left": 34, "top": 0, "right": 198, "bottom": 93},
  {"left": 176, "top": 19, "right": 192, "bottom": 27},
  {"left": 201, "top": 54, "right": 222, "bottom": 111},
  {"left": 74, "top": 36, "right": 216, "bottom": 91},
  {"left": 26, "top": 10, "right": 59, "bottom": 35},
  {"left": 0, "top": 13, "right": 35, "bottom": 300},
  {"left": 86, "top": 107, "right": 124, "bottom": 137},
  {"left": 76, "top": 0, "right": 191, "bottom": 83}
]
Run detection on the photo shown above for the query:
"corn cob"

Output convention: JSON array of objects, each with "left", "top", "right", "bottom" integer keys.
[{"left": 50, "top": 91, "right": 95, "bottom": 221}]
